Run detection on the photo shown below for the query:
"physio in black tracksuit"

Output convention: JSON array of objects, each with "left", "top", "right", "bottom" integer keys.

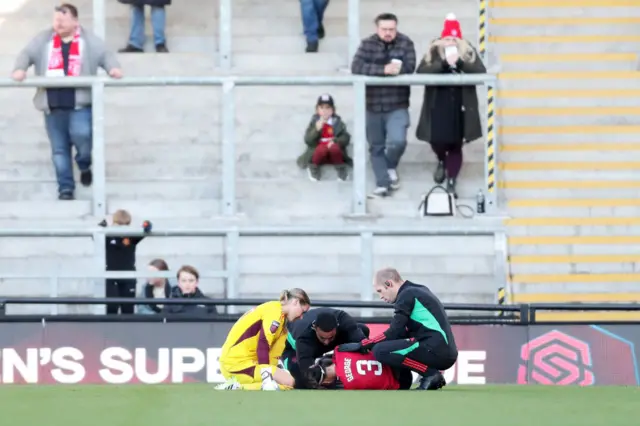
[
  {"left": 100, "top": 209, "right": 152, "bottom": 315},
  {"left": 282, "top": 308, "right": 370, "bottom": 388},
  {"left": 338, "top": 268, "right": 457, "bottom": 390}
]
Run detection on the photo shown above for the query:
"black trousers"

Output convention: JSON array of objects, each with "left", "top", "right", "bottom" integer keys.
[
  {"left": 286, "top": 323, "right": 371, "bottom": 389},
  {"left": 372, "top": 339, "right": 456, "bottom": 377},
  {"left": 105, "top": 279, "right": 137, "bottom": 314}
]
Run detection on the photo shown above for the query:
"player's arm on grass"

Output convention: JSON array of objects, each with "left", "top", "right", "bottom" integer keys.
[
  {"left": 257, "top": 307, "right": 285, "bottom": 365},
  {"left": 361, "top": 296, "right": 414, "bottom": 350}
]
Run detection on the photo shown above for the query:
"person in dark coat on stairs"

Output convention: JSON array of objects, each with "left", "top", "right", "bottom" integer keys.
[
  {"left": 415, "top": 13, "right": 486, "bottom": 199},
  {"left": 117, "top": 0, "right": 171, "bottom": 53}
]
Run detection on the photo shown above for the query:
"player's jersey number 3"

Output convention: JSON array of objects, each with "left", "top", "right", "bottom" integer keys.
[{"left": 356, "top": 360, "right": 383, "bottom": 376}]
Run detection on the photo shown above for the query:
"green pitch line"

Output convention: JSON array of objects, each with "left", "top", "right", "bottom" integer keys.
[{"left": 0, "top": 385, "right": 637, "bottom": 426}]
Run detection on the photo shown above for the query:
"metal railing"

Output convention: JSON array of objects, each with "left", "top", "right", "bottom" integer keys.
[
  {"left": 0, "top": 74, "right": 498, "bottom": 218},
  {"left": 0, "top": 297, "right": 638, "bottom": 325},
  {"left": 0, "top": 224, "right": 508, "bottom": 316}
]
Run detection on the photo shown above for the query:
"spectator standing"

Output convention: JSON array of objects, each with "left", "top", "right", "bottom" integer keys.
[
  {"left": 297, "top": 94, "right": 352, "bottom": 182},
  {"left": 163, "top": 265, "right": 218, "bottom": 316},
  {"left": 100, "top": 209, "right": 152, "bottom": 315},
  {"left": 136, "top": 258, "right": 172, "bottom": 314},
  {"left": 118, "top": 0, "right": 170, "bottom": 53},
  {"left": 415, "top": 14, "right": 486, "bottom": 198},
  {"left": 351, "top": 13, "right": 416, "bottom": 198},
  {"left": 300, "top": 0, "right": 329, "bottom": 53},
  {"left": 11, "top": 3, "right": 122, "bottom": 200}
]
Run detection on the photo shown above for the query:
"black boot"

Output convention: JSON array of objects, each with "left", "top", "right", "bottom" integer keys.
[
  {"left": 318, "top": 24, "right": 325, "bottom": 39},
  {"left": 417, "top": 370, "right": 446, "bottom": 390},
  {"left": 446, "top": 177, "right": 458, "bottom": 199},
  {"left": 306, "top": 41, "right": 319, "bottom": 53},
  {"left": 434, "top": 161, "right": 445, "bottom": 184}
]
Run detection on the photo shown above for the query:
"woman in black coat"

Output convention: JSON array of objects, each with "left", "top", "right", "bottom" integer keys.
[
  {"left": 415, "top": 14, "right": 486, "bottom": 198},
  {"left": 118, "top": 0, "right": 171, "bottom": 53}
]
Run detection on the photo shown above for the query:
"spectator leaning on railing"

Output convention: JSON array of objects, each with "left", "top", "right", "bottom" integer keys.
[
  {"left": 351, "top": 13, "right": 416, "bottom": 199},
  {"left": 136, "top": 258, "right": 173, "bottom": 314},
  {"left": 163, "top": 265, "right": 218, "bottom": 316},
  {"left": 11, "top": 3, "right": 122, "bottom": 201},
  {"left": 415, "top": 14, "right": 486, "bottom": 199}
]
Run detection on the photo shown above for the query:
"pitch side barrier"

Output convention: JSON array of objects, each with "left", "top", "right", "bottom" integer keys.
[
  {"left": 0, "top": 300, "right": 638, "bottom": 385},
  {"left": 0, "top": 297, "right": 639, "bottom": 326}
]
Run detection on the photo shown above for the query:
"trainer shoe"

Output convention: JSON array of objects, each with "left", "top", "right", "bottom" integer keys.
[
  {"left": 388, "top": 169, "right": 400, "bottom": 190},
  {"left": 215, "top": 377, "right": 241, "bottom": 390},
  {"left": 307, "top": 165, "right": 321, "bottom": 181},
  {"left": 367, "top": 187, "right": 389, "bottom": 198},
  {"left": 417, "top": 370, "right": 446, "bottom": 390}
]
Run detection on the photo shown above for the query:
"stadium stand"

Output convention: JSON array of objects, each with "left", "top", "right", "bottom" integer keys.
[
  {"left": 1, "top": 0, "right": 638, "bottom": 320},
  {"left": 0, "top": 0, "right": 500, "bottom": 314},
  {"left": 493, "top": 0, "right": 640, "bottom": 320}
]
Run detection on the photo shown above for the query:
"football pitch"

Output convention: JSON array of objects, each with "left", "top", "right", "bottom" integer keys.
[{"left": 0, "top": 385, "right": 637, "bottom": 426}]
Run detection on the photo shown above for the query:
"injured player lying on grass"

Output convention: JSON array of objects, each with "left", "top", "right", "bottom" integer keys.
[{"left": 304, "top": 350, "right": 416, "bottom": 390}]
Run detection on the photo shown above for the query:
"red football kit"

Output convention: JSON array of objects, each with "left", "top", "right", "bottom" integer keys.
[{"left": 333, "top": 350, "right": 400, "bottom": 390}]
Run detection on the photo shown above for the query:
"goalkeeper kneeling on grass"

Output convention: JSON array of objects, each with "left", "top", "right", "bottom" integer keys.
[
  {"left": 338, "top": 267, "right": 457, "bottom": 390},
  {"left": 216, "top": 289, "right": 311, "bottom": 391}
]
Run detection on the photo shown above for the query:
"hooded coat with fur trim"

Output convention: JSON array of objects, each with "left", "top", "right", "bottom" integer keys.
[{"left": 415, "top": 38, "right": 486, "bottom": 145}]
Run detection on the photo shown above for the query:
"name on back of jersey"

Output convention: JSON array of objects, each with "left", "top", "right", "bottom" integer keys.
[{"left": 343, "top": 357, "right": 354, "bottom": 382}]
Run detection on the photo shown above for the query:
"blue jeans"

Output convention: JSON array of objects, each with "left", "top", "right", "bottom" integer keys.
[
  {"left": 128, "top": 5, "right": 166, "bottom": 48},
  {"left": 299, "top": 0, "right": 328, "bottom": 43},
  {"left": 366, "top": 108, "right": 410, "bottom": 188},
  {"left": 44, "top": 108, "right": 92, "bottom": 194}
]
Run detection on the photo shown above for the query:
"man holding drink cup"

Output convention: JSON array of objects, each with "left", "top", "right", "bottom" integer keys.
[{"left": 351, "top": 13, "right": 416, "bottom": 198}]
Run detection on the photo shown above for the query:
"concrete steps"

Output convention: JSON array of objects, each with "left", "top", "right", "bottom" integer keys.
[
  {"left": 0, "top": 0, "right": 501, "bottom": 312},
  {"left": 492, "top": 2, "right": 640, "bottom": 309}
]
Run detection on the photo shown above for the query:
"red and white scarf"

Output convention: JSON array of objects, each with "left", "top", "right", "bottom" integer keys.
[{"left": 46, "top": 28, "right": 82, "bottom": 77}]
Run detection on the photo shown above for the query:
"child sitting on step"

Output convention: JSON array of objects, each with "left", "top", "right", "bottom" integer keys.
[{"left": 297, "top": 94, "right": 352, "bottom": 182}]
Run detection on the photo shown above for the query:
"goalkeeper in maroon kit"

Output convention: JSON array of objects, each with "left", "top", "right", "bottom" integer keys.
[{"left": 305, "top": 349, "right": 413, "bottom": 390}]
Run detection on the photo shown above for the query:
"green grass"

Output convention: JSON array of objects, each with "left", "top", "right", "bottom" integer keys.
[{"left": 0, "top": 385, "right": 638, "bottom": 426}]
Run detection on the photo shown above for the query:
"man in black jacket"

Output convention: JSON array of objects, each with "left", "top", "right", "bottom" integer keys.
[
  {"left": 281, "top": 308, "right": 369, "bottom": 388},
  {"left": 338, "top": 268, "right": 457, "bottom": 391},
  {"left": 351, "top": 13, "right": 416, "bottom": 198}
]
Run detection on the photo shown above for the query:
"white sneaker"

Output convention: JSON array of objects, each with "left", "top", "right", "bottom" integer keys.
[
  {"left": 215, "top": 377, "right": 241, "bottom": 390},
  {"left": 388, "top": 169, "right": 400, "bottom": 190},
  {"left": 367, "top": 187, "right": 389, "bottom": 199}
]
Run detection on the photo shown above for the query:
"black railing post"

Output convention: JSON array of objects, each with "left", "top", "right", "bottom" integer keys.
[
  {"left": 529, "top": 305, "right": 536, "bottom": 324},
  {"left": 519, "top": 303, "right": 530, "bottom": 325}
]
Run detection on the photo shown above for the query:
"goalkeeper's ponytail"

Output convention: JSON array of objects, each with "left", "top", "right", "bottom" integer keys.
[{"left": 279, "top": 288, "right": 311, "bottom": 306}]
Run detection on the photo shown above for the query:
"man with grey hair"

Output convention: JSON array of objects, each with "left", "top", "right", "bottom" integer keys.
[
  {"left": 337, "top": 267, "right": 456, "bottom": 390},
  {"left": 11, "top": 3, "right": 122, "bottom": 200}
]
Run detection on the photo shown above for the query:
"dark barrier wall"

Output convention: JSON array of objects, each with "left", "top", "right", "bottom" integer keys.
[{"left": 0, "top": 322, "right": 637, "bottom": 385}]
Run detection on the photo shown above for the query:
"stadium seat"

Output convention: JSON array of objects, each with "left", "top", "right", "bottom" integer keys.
[{"left": 492, "top": 0, "right": 640, "bottom": 322}]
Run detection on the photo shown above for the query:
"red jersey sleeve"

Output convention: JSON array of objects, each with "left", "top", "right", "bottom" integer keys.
[{"left": 334, "top": 351, "right": 400, "bottom": 390}]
